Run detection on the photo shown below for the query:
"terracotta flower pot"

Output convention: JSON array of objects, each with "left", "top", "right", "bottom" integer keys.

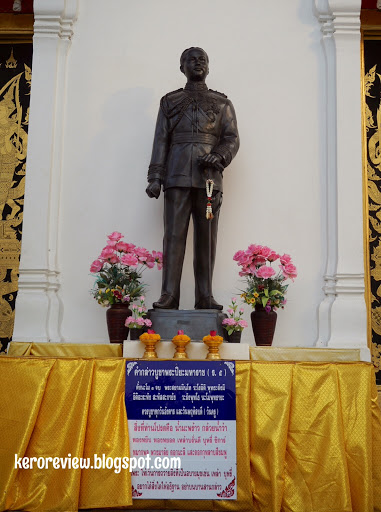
[
  {"left": 251, "top": 305, "right": 277, "bottom": 346},
  {"left": 106, "top": 303, "right": 131, "bottom": 343}
]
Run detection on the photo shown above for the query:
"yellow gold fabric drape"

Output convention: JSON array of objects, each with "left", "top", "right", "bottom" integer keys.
[
  {"left": 0, "top": 356, "right": 380, "bottom": 512},
  {"left": 7, "top": 341, "right": 123, "bottom": 357},
  {"left": 251, "top": 362, "right": 381, "bottom": 512},
  {"left": 0, "top": 357, "right": 132, "bottom": 512},
  {"left": 250, "top": 346, "right": 362, "bottom": 362}
]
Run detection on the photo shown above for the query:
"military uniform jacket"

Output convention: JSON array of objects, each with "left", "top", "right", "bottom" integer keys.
[{"left": 148, "top": 83, "right": 239, "bottom": 192}]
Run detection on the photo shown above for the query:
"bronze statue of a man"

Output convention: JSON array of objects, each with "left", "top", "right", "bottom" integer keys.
[{"left": 146, "top": 47, "right": 239, "bottom": 310}]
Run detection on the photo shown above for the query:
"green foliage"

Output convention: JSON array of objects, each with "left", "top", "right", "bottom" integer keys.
[
  {"left": 242, "top": 275, "right": 289, "bottom": 311},
  {"left": 91, "top": 266, "right": 145, "bottom": 307}
]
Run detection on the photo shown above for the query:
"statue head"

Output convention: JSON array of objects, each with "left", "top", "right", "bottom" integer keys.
[{"left": 180, "top": 47, "right": 209, "bottom": 82}]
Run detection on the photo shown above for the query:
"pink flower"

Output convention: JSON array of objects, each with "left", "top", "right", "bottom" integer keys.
[
  {"left": 154, "top": 252, "right": 163, "bottom": 262},
  {"left": 144, "top": 319, "right": 152, "bottom": 327},
  {"left": 108, "top": 232, "right": 122, "bottom": 242},
  {"left": 233, "top": 250, "right": 249, "bottom": 266},
  {"left": 138, "top": 307, "right": 143, "bottom": 313},
  {"left": 282, "top": 263, "right": 297, "bottom": 280},
  {"left": 247, "top": 244, "right": 263, "bottom": 256},
  {"left": 134, "top": 247, "right": 150, "bottom": 262},
  {"left": 154, "top": 251, "right": 164, "bottom": 270},
  {"left": 253, "top": 255, "right": 266, "bottom": 266},
  {"left": 145, "top": 255, "right": 156, "bottom": 268},
  {"left": 222, "top": 318, "right": 236, "bottom": 326},
  {"left": 246, "top": 263, "right": 257, "bottom": 275},
  {"left": 231, "top": 297, "right": 237, "bottom": 303},
  {"left": 239, "top": 307, "right": 245, "bottom": 314},
  {"left": 260, "top": 246, "right": 272, "bottom": 258},
  {"left": 108, "top": 254, "right": 119, "bottom": 264},
  {"left": 238, "top": 320, "right": 248, "bottom": 328},
  {"left": 108, "top": 231, "right": 122, "bottom": 241},
  {"left": 125, "top": 243, "right": 136, "bottom": 253},
  {"left": 100, "top": 246, "right": 115, "bottom": 259},
  {"left": 121, "top": 253, "right": 138, "bottom": 267},
  {"left": 227, "top": 308, "right": 234, "bottom": 315},
  {"left": 125, "top": 316, "right": 134, "bottom": 326},
  {"left": 267, "top": 251, "right": 280, "bottom": 262},
  {"left": 123, "top": 295, "right": 130, "bottom": 303},
  {"left": 107, "top": 239, "right": 117, "bottom": 248},
  {"left": 280, "top": 253, "right": 292, "bottom": 265},
  {"left": 90, "top": 259, "right": 103, "bottom": 273},
  {"left": 136, "top": 317, "right": 145, "bottom": 326},
  {"left": 256, "top": 266, "right": 275, "bottom": 279},
  {"left": 115, "top": 241, "right": 130, "bottom": 253},
  {"left": 139, "top": 296, "right": 145, "bottom": 301}
]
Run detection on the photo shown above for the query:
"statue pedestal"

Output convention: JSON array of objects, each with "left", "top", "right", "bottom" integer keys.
[{"left": 148, "top": 309, "right": 227, "bottom": 341}]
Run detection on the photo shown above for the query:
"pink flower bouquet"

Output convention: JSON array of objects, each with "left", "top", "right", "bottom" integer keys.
[
  {"left": 222, "top": 297, "right": 248, "bottom": 335},
  {"left": 234, "top": 244, "right": 297, "bottom": 312},
  {"left": 90, "top": 232, "right": 162, "bottom": 306},
  {"left": 125, "top": 296, "right": 152, "bottom": 330}
]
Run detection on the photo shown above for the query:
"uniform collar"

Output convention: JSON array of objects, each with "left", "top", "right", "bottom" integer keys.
[{"left": 184, "top": 82, "right": 208, "bottom": 92}]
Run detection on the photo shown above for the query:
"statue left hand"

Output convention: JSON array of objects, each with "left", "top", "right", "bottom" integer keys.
[{"left": 199, "top": 153, "right": 222, "bottom": 168}]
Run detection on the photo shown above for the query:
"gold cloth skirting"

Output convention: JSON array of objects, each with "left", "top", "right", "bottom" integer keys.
[
  {"left": 250, "top": 346, "right": 362, "bottom": 362},
  {"left": 8, "top": 341, "right": 123, "bottom": 357},
  {"left": 0, "top": 355, "right": 380, "bottom": 512}
]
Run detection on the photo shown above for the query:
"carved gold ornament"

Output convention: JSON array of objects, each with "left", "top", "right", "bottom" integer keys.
[
  {"left": 364, "top": 55, "right": 381, "bottom": 377},
  {"left": 5, "top": 48, "right": 17, "bottom": 69},
  {"left": 0, "top": 45, "right": 32, "bottom": 350}
]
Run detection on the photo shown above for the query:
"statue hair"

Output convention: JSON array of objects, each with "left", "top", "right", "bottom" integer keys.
[{"left": 180, "top": 47, "right": 209, "bottom": 67}]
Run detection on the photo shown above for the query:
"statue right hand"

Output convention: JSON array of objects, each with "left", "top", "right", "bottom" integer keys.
[{"left": 146, "top": 180, "right": 161, "bottom": 199}]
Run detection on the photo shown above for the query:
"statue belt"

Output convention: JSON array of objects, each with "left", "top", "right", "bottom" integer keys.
[{"left": 170, "top": 133, "right": 218, "bottom": 146}]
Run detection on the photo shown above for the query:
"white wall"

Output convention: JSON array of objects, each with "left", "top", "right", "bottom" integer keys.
[{"left": 57, "top": 0, "right": 325, "bottom": 345}]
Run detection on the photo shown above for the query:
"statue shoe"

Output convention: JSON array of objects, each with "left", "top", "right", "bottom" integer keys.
[
  {"left": 153, "top": 294, "right": 179, "bottom": 309},
  {"left": 194, "top": 296, "right": 223, "bottom": 310}
]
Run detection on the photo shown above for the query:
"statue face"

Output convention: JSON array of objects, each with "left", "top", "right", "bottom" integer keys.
[{"left": 180, "top": 49, "right": 209, "bottom": 81}]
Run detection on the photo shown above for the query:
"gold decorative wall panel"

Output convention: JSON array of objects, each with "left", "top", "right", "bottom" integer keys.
[
  {"left": 0, "top": 42, "right": 32, "bottom": 351},
  {"left": 363, "top": 37, "right": 381, "bottom": 384}
]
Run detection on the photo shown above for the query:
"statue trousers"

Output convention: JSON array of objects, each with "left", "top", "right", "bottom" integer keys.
[{"left": 161, "top": 187, "right": 222, "bottom": 306}]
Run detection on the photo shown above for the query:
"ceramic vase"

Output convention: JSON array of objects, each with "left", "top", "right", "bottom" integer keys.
[
  {"left": 227, "top": 331, "right": 242, "bottom": 343},
  {"left": 106, "top": 303, "right": 131, "bottom": 343},
  {"left": 250, "top": 305, "right": 277, "bottom": 346},
  {"left": 129, "top": 327, "right": 143, "bottom": 341}
]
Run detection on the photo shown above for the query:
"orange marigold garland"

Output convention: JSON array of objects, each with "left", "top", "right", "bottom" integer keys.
[
  {"left": 172, "top": 329, "right": 191, "bottom": 343},
  {"left": 140, "top": 329, "right": 161, "bottom": 359},
  {"left": 202, "top": 330, "right": 223, "bottom": 343},
  {"left": 172, "top": 329, "right": 191, "bottom": 359},
  {"left": 139, "top": 329, "right": 161, "bottom": 342}
]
